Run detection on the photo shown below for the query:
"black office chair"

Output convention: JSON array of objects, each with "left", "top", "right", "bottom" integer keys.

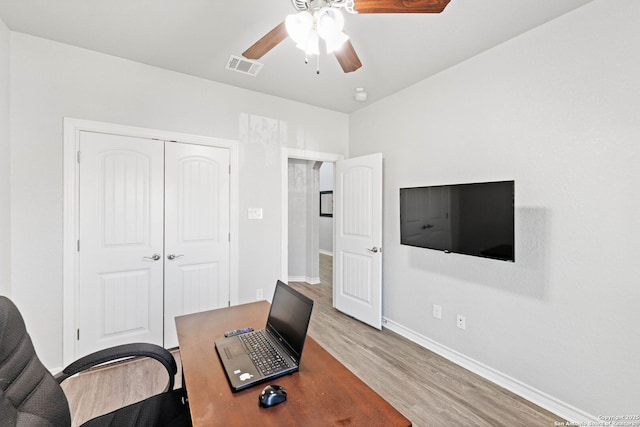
[{"left": 0, "top": 296, "right": 191, "bottom": 427}]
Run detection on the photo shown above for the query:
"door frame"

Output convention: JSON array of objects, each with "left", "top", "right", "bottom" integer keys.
[
  {"left": 280, "top": 149, "right": 344, "bottom": 285},
  {"left": 63, "top": 117, "right": 239, "bottom": 366}
]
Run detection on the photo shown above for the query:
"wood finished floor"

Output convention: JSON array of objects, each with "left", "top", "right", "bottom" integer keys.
[
  {"left": 289, "top": 255, "right": 561, "bottom": 426},
  {"left": 62, "top": 254, "right": 562, "bottom": 426}
]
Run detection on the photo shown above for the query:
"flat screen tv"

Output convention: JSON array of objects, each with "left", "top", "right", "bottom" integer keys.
[{"left": 400, "top": 180, "right": 514, "bottom": 261}]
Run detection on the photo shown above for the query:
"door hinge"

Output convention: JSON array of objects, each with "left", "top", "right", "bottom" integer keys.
[
  {"left": 77, "top": 240, "right": 80, "bottom": 251},
  {"left": 77, "top": 151, "right": 81, "bottom": 163},
  {"left": 77, "top": 328, "right": 80, "bottom": 340},
  {"left": 228, "top": 233, "right": 230, "bottom": 242}
]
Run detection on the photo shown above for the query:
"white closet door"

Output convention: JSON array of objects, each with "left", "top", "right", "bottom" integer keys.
[
  {"left": 78, "top": 131, "right": 165, "bottom": 357},
  {"left": 163, "top": 142, "right": 230, "bottom": 348}
]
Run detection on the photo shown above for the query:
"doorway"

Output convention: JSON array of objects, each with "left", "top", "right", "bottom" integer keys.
[
  {"left": 280, "top": 149, "right": 343, "bottom": 297},
  {"left": 287, "top": 160, "right": 334, "bottom": 287},
  {"left": 281, "top": 149, "right": 383, "bottom": 330}
]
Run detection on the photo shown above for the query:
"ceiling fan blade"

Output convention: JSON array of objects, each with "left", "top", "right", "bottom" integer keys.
[
  {"left": 334, "top": 40, "right": 362, "bottom": 73},
  {"left": 353, "top": 0, "right": 451, "bottom": 14},
  {"left": 242, "top": 21, "right": 288, "bottom": 60}
]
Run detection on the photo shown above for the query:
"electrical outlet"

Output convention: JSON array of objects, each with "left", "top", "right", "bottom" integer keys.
[
  {"left": 432, "top": 304, "right": 442, "bottom": 319},
  {"left": 456, "top": 314, "right": 466, "bottom": 330},
  {"left": 256, "top": 288, "right": 263, "bottom": 301}
]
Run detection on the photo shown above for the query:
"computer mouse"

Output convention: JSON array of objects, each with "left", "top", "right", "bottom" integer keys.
[{"left": 258, "top": 384, "right": 287, "bottom": 408}]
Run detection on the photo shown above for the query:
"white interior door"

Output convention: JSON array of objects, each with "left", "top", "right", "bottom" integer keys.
[
  {"left": 333, "top": 153, "right": 383, "bottom": 329},
  {"left": 163, "top": 143, "right": 230, "bottom": 348},
  {"left": 78, "top": 131, "right": 165, "bottom": 357}
]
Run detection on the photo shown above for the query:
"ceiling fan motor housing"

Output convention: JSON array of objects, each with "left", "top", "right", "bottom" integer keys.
[{"left": 292, "top": 0, "right": 355, "bottom": 13}]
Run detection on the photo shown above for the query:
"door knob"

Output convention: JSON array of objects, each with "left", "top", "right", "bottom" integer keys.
[
  {"left": 143, "top": 253, "right": 161, "bottom": 261},
  {"left": 167, "top": 254, "right": 184, "bottom": 260},
  {"left": 366, "top": 247, "right": 380, "bottom": 253}
]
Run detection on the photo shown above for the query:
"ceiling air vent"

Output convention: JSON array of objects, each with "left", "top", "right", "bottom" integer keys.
[{"left": 226, "top": 55, "right": 263, "bottom": 77}]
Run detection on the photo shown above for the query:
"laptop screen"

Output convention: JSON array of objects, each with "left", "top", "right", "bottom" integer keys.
[{"left": 266, "top": 281, "right": 314, "bottom": 363}]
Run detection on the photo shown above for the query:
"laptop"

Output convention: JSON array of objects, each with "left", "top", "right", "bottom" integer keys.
[{"left": 214, "top": 280, "right": 314, "bottom": 392}]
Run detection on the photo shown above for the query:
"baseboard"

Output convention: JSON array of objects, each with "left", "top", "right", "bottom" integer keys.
[
  {"left": 306, "top": 277, "right": 321, "bottom": 285},
  {"left": 288, "top": 276, "right": 321, "bottom": 285},
  {"left": 381, "top": 317, "right": 597, "bottom": 424},
  {"left": 319, "top": 249, "right": 333, "bottom": 257}
]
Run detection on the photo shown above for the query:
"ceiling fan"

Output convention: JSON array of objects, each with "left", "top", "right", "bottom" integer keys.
[{"left": 242, "top": 0, "right": 452, "bottom": 74}]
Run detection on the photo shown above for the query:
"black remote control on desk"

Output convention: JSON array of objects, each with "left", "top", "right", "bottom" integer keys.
[{"left": 224, "top": 327, "right": 254, "bottom": 337}]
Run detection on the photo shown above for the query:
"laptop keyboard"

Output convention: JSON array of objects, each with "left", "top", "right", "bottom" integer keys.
[{"left": 239, "top": 331, "right": 290, "bottom": 376}]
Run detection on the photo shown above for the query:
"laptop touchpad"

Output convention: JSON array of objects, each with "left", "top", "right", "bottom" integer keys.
[{"left": 224, "top": 343, "right": 246, "bottom": 359}]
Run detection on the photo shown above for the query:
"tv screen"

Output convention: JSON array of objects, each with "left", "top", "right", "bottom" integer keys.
[{"left": 400, "top": 180, "right": 514, "bottom": 261}]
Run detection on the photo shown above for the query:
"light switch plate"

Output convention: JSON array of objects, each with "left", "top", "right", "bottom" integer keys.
[{"left": 248, "top": 208, "right": 263, "bottom": 220}]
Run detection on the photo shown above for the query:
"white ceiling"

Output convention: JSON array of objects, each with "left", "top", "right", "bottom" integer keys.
[{"left": 0, "top": 0, "right": 593, "bottom": 113}]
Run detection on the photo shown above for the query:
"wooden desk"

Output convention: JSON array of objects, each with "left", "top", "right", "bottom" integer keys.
[{"left": 176, "top": 301, "right": 411, "bottom": 426}]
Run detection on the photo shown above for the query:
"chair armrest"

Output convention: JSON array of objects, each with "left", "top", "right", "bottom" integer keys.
[{"left": 55, "top": 343, "right": 177, "bottom": 392}]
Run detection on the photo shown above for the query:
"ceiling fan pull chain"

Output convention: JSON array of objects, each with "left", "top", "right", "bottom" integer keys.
[{"left": 317, "top": 53, "right": 320, "bottom": 74}]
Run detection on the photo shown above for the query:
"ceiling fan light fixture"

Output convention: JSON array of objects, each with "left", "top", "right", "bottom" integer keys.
[
  {"left": 303, "top": 30, "right": 320, "bottom": 56},
  {"left": 317, "top": 8, "right": 348, "bottom": 53},
  {"left": 324, "top": 31, "right": 349, "bottom": 54},
  {"left": 287, "top": 7, "right": 349, "bottom": 56},
  {"left": 285, "top": 11, "right": 314, "bottom": 46},
  {"left": 317, "top": 7, "right": 345, "bottom": 38}
]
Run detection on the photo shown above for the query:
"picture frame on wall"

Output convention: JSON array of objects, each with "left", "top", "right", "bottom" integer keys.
[{"left": 320, "top": 191, "right": 333, "bottom": 217}]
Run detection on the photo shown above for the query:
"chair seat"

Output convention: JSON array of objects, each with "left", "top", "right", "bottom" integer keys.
[
  {"left": 79, "top": 388, "right": 191, "bottom": 427},
  {"left": 1, "top": 296, "right": 191, "bottom": 427}
]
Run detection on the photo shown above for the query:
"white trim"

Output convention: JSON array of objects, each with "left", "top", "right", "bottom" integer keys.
[
  {"left": 280, "top": 148, "right": 343, "bottom": 284},
  {"left": 49, "top": 367, "right": 64, "bottom": 376},
  {"left": 62, "top": 117, "right": 239, "bottom": 366},
  {"left": 381, "top": 317, "right": 597, "bottom": 425},
  {"left": 287, "top": 276, "right": 321, "bottom": 285},
  {"left": 62, "top": 119, "right": 81, "bottom": 369}
]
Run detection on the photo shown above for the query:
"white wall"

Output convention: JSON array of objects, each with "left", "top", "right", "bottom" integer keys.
[
  {"left": 0, "top": 18, "right": 9, "bottom": 296},
  {"left": 319, "top": 162, "right": 334, "bottom": 255},
  {"left": 9, "top": 33, "right": 348, "bottom": 368},
  {"left": 288, "top": 159, "right": 320, "bottom": 282},
  {"left": 349, "top": 0, "right": 639, "bottom": 419},
  {"left": 288, "top": 159, "right": 309, "bottom": 279}
]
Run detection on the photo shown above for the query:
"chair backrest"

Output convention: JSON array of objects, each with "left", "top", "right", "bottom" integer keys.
[{"left": 0, "top": 296, "right": 71, "bottom": 427}]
